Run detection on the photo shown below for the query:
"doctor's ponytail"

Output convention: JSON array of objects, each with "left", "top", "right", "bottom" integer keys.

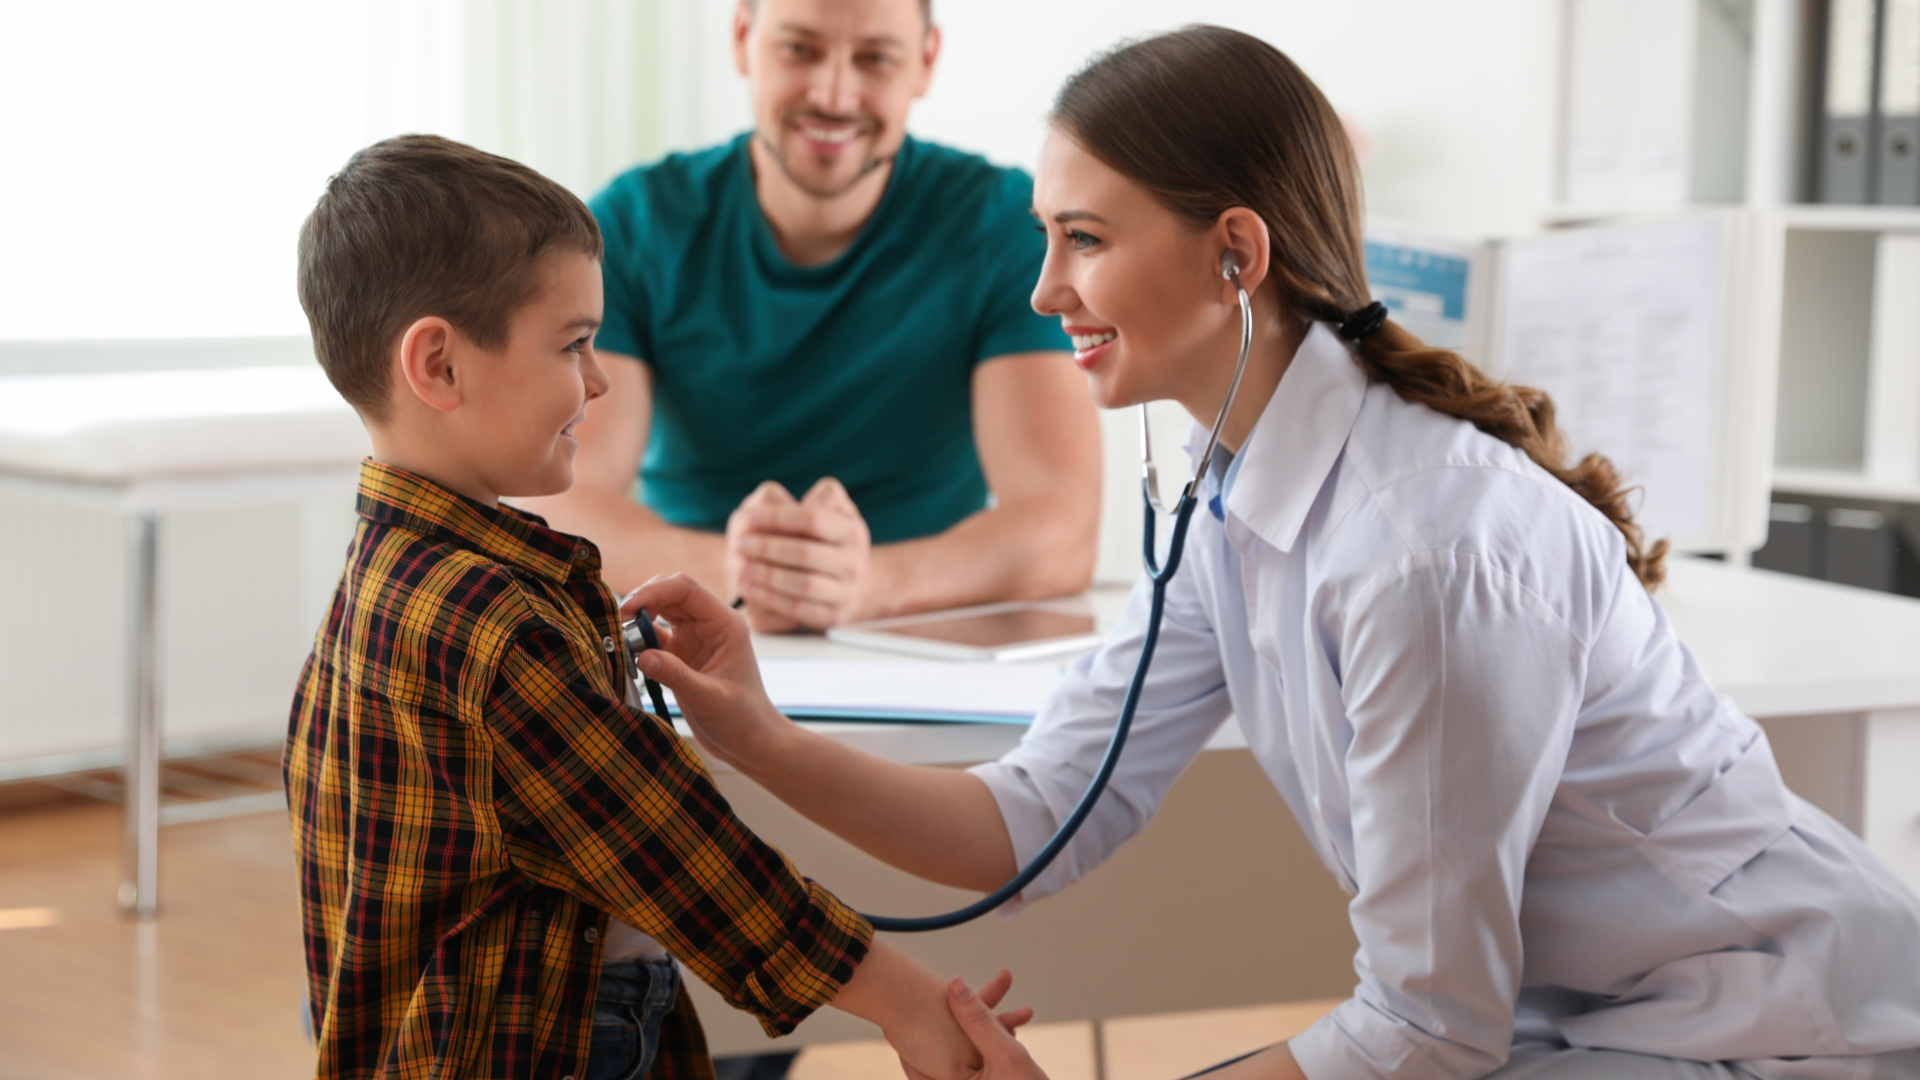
[{"left": 1050, "top": 26, "right": 1668, "bottom": 589}]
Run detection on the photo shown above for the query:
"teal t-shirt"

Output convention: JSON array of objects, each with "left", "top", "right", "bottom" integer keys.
[{"left": 589, "top": 134, "right": 1069, "bottom": 545}]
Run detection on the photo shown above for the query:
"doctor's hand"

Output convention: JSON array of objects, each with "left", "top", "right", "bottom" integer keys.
[
  {"left": 726, "top": 477, "right": 875, "bottom": 632},
  {"left": 901, "top": 976, "right": 1046, "bottom": 1080},
  {"left": 620, "top": 574, "right": 789, "bottom": 770}
]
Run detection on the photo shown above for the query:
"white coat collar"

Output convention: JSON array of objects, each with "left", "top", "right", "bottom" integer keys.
[{"left": 1220, "top": 321, "right": 1368, "bottom": 553}]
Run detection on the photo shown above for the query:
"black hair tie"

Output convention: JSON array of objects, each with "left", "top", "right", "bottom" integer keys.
[{"left": 1338, "top": 301, "right": 1389, "bottom": 341}]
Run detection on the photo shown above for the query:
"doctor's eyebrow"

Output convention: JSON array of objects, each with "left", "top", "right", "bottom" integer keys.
[{"left": 1030, "top": 208, "right": 1111, "bottom": 225}]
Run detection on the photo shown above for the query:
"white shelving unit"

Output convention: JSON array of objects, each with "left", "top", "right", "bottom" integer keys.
[
  {"left": 1769, "top": 206, "right": 1920, "bottom": 500},
  {"left": 1557, "top": 0, "right": 1920, "bottom": 514}
]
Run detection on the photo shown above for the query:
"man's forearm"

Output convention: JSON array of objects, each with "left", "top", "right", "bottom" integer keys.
[
  {"left": 865, "top": 495, "right": 1098, "bottom": 620},
  {"left": 520, "top": 488, "right": 728, "bottom": 598}
]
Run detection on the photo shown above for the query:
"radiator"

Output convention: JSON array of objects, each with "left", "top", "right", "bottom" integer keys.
[{"left": 0, "top": 487, "right": 358, "bottom": 774}]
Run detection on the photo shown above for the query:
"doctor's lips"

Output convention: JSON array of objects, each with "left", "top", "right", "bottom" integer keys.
[{"left": 1064, "top": 324, "right": 1117, "bottom": 367}]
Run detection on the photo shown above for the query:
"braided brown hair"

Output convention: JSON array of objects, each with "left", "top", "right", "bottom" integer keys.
[{"left": 1050, "top": 26, "right": 1667, "bottom": 588}]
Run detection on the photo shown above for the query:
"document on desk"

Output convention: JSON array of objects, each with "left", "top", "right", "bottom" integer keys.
[{"left": 657, "top": 657, "right": 1069, "bottom": 724}]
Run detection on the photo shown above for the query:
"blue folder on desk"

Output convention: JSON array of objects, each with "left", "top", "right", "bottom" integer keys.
[{"left": 661, "top": 657, "right": 1068, "bottom": 725}]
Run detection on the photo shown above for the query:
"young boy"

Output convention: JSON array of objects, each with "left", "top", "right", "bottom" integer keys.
[{"left": 285, "top": 134, "right": 990, "bottom": 1080}]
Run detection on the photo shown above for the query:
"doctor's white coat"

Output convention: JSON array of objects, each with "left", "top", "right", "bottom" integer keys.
[{"left": 972, "top": 323, "right": 1920, "bottom": 1080}]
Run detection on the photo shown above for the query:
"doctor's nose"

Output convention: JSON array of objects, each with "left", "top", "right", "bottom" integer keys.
[{"left": 1031, "top": 258, "right": 1077, "bottom": 318}]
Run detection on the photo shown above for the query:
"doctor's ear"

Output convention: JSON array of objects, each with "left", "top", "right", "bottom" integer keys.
[
  {"left": 396, "top": 316, "right": 464, "bottom": 415},
  {"left": 1213, "top": 208, "right": 1272, "bottom": 301}
]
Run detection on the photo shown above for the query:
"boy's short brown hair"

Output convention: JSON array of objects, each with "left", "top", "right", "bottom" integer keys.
[{"left": 297, "top": 135, "right": 603, "bottom": 422}]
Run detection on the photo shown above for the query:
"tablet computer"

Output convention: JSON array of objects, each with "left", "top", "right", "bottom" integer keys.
[{"left": 826, "top": 600, "right": 1105, "bottom": 662}]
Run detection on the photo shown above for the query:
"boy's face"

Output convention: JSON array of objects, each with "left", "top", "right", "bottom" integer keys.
[{"left": 452, "top": 252, "right": 608, "bottom": 502}]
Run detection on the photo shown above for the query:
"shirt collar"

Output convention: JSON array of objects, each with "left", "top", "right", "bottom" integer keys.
[
  {"left": 1220, "top": 321, "right": 1369, "bottom": 552},
  {"left": 354, "top": 460, "right": 598, "bottom": 584}
]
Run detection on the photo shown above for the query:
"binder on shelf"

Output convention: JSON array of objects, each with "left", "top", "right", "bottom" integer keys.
[
  {"left": 1821, "top": 0, "right": 1882, "bottom": 204},
  {"left": 1880, "top": 0, "right": 1920, "bottom": 204},
  {"left": 1825, "top": 507, "right": 1897, "bottom": 590},
  {"left": 1754, "top": 502, "right": 1817, "bottom": 578}
]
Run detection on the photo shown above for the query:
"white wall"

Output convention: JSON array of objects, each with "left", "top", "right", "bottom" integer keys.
[
  {"left": 678, "top": 0, "right": 1564, "bottom": 240},
  {"left": 666, "top": 0, "right": 1566, "bottom": 583}
]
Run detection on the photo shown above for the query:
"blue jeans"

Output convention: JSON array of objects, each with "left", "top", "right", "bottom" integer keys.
[{"left": 586, "top": 958, "right": 680, "bottom": 1080}]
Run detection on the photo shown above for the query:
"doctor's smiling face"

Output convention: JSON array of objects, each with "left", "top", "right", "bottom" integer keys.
[
  {"left": 1030, "top": 129, "right": 1265, "bottom": 425},
  {"left": 734, "top": 0, "right": 940, "bottom": 200}
]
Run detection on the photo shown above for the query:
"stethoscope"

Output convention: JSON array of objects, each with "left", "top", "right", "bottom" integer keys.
[{"left": 623, "top": 251, "right": 1254, "bottom": 933}]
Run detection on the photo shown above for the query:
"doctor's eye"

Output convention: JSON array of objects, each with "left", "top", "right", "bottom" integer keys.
[{"left": 1064, "top": 228, "right": 1101, "bottom": 252}]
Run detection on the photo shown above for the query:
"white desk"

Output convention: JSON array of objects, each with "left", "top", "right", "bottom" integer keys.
[
  {"left": 685, "top": 557, "right": 1920, "bottom": 1054},
  {"left": 0, "top": 366, "right": 367, "bottom": 916}
]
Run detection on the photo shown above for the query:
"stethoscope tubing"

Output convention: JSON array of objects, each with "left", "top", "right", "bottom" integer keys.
[
  {"left": 860, "top": 486, "right": 1203, "bottom": 932},
  {"left": 859, "top": 265, "right": 1250, "bottom": 933},
  {"left": 627, "top": 262, "right": 1253, "bottom": 934}
]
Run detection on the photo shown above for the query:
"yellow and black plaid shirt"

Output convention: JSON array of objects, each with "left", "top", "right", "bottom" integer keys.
[{"left": 286, "top": 461, "right": 872, "bottom": 1080}]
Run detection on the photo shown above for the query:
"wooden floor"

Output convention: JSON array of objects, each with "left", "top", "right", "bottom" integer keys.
[{"left": 0, "top": 767, "right": 1337, "bottom": 1080}]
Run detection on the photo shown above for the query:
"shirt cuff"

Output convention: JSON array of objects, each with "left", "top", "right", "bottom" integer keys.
[
  {"left": 966, "top": 758, "right": 1077, "bottom": 916},
  {"left": 1289, "top": 998, "right": 1495, "bottom": 1080},
  {"left": 732, "top": 879, "right": 874, "bottom": 1037}
]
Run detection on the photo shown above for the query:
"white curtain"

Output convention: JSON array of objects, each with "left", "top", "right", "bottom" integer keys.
[{"left": 0, "top": 0, "right": 739, "bottom": 347}]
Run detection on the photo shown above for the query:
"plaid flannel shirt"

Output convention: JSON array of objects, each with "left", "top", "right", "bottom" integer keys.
[{"left": 285, "top": 461, "right": 872, "bottom": 1080}]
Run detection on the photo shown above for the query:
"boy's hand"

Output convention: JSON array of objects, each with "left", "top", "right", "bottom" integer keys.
[
  {"left": 902, "top": 976, "right": 1044, "bottom": 1080},
  {"left": 620, "top": 574, "right": 789, "bottom": 769},
  {"left": 831, "top": 942, "right": 1032, "bottom": 1080}
]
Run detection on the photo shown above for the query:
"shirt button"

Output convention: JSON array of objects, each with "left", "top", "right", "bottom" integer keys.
[
  {"left": 602, "top": 636, "right": 616, "bottom": 653},
  {"left": 583, "top": 927, "right": 599, "bottom": 944},
  {"left": 573, "top": 546, "right": 590, "bottom": 563}
]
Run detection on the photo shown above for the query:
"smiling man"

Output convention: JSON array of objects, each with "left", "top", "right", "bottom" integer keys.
[{"left": 525, "top": 0, "right": 1100, "bottom": 634}]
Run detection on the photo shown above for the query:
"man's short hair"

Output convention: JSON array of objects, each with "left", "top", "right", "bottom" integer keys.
[
  {"left": 297, "top": 134, "right": 603, "bottom": 422},
  {"left": 745, "top": 0, "right": 932, "bottom": 26}
]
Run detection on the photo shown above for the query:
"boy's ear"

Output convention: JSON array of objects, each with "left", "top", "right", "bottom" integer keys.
[{"left": 396, "top": 317, "right": 463, "bottom": 414}]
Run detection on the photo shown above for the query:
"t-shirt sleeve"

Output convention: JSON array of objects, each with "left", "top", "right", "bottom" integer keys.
[
  {"left": 969, "top": 168, "right": 1071, "bottom": 365},
  {"left": 589, "top": 178, "right": 652, "bottom": 363},
  {"left": 484, "top": 615, "right": 871, "bottom": 1037}
]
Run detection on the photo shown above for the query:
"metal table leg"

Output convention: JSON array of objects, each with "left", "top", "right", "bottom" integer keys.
[{"left": 121, "top": 508, "right": 160, "bottom": 917}]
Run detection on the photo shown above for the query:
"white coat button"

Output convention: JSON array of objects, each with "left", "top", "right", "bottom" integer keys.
[{"left": 583, "top": 927, "right": 599, "bottom": 944}]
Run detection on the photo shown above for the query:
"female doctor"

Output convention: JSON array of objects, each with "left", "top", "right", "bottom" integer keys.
[{"left": 626, "top": 26, "right": 1920, "bottom": 1080}]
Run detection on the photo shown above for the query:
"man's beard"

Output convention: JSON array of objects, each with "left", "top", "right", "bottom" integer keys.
[{"left": 757, "top": 126, "right": 893, "bottom": 199}]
